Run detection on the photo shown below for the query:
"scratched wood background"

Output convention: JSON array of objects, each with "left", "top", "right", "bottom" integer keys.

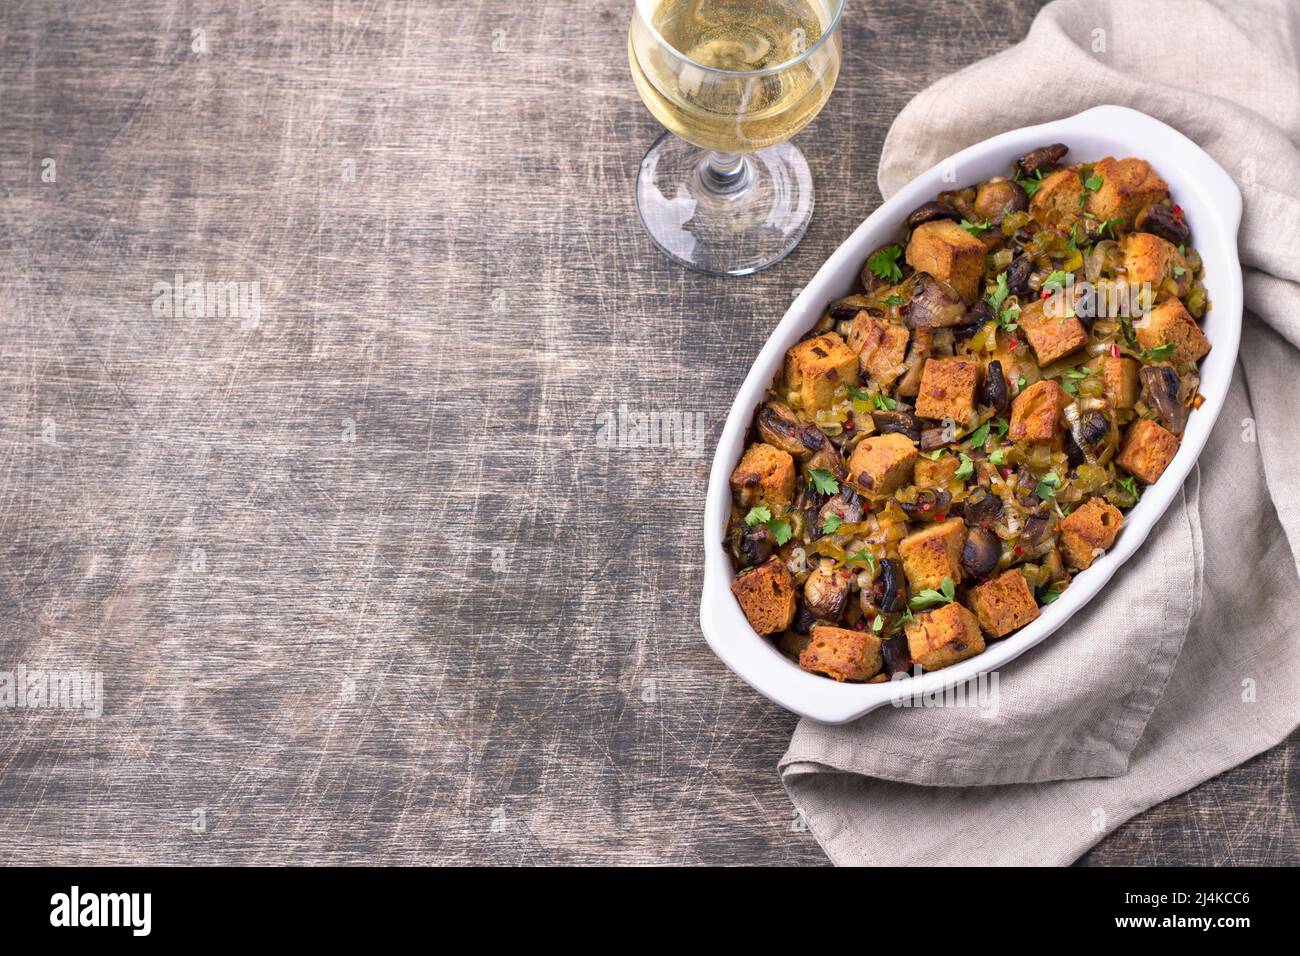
[{"left": 0, "top": 0, "right": 1293, "bottom": 866}]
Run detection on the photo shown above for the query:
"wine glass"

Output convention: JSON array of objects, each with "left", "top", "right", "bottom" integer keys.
[{"left": 629, "top": 0, "right": 845, "bottom": 276}]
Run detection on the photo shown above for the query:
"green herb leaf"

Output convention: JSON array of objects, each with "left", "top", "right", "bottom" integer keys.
[
  {"left": 867, "top": 244, "right": 904, "bottom": 284},
  {"left": 993, "top": 417, "right": 1009, "bottom": 438},
  {"left": 1017, "top": 375, "right": 1028, "bottom": 389},
  {"left": 954, "top": 454, "right": 975, "bottom": 481},
  {"left": 872, "top": 393, "right": 897, "bottom": 411},
  {"left": 821, "top": 514, "right": 844, "bottom": 534},
  {"left": 920, "top": 448, "right": 946, "bottom": 461},
  {"left": 1041, "top": 588, "right": 1061, "bottom": 605},
  {"left": 884, "top": 294, "right": 905, "bottom": 306},
  {"left": 986, "top": 272, "right": 1009, "bottom": 311},
  {"left": 849, "top": 549, "right": 878, "bottom": 572},
  {"left": 964, "top": 421, "right": 991, "bottom": 448},
  {"left": 846, "top": 383, "right": 872, "bottom": 402},
  {"left": 808, "top": 468, "right": 839, "bottom": 495},
  {"left": 1172, "top": 265, "right": 1187, "bottom": 278},
  {"left": 1142, "top": 343, "right": 1177, "bottom": 362},
  {"left": 1099, "top": 216, "right": 1125, "bottom": 238},
  {"left": 1117, "top": 475, "right": 1139, "bottom": 498},
  {"left": 745, "top": 506, "right": 771, "bottom": 527},
  {"left": 768, "top": 519, "right": 793, "bottom": 546},
  {"left": 1035, "top": 472, "right": 1061, "bottom": 500},
  {"left": 1042, "top": 270, "right": 1073, "bottom": 290},
  {"left": 960, "top": 219, "right": 992, "bottom": 236},
  {"left": 871, "top": 614, "right": 884, "bottom": 633},
  {"left": 988, "top": 448, "right": 1008, "bottom": 465},
  {"left": 909, "top": 576, "right": 956, "bottom": 610},
  {"left": 1062, "top": 380, "right": 1078, "bottom": 394},
  {"left": 1084, "top": 174, "right": 1103, "bottom": 192}
]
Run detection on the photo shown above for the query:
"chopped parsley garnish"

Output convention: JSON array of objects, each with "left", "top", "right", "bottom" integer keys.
[
  {"left": 884, "top": 294, "right": 905, "bottom": 306},
  {"left": 988, "top": 448, "right": 1008, "bottom": 465},
  {"left": 745, "top": 507, "right": 792, "bottom": 546},
  {"left": 1041, "top": 588, "right": 1062, "bottom": 605},
  {"left": 1042, "top": 270, "right": 1073, "bottom": 290},
  {"left": 960, "top": 219, "right": 992, "bottom": 236},
  {"left": 821, "top": 514, "right": 844, "bottom": 534},
  {"left": 1083, "top": 174, "right": 1104, "bottom": 192},
  {"left": 954, "top": 454, "right": 975, "bottom": 481},
  {"left": 1142, "top": 343, "right": 1177, "bottom": 362},
  {"left": 767, "top": 519, "right": 793, "bottom": 546},
  {"left": 848, "top": 549, "right": 878, "bottom": 572},
  {"left": 808, "top": 468, "right": 839, "bottom": 495},
  {"left": 910, "top": 576, "right": 956, "bottom": 610},
  {"left": 846, "top": 383, "right": 872, "bottom": 402},
  {"left": 866, "top": 244, "right": 904, "bottom": 284},
  {"left": 1172, "top": 265, "right": 1187, "bottom": 277},
  {"left": 873, "top": 393, "right": 897, "bottom": 411},
  {"left": 1117, "top": 475, "right": 1139, "bottom": 499},
  {"left": 744, "top": 506, "right": 771, "bottom": 526},
  {"left": 1035, "top": 472, "right": 1061, "bottom": 500},
  {"left": 871, "top": 614, "right": 885, "bottom": 633},
  {"left": 986, "top": 272, "right": 1009, "bottom": 311}
]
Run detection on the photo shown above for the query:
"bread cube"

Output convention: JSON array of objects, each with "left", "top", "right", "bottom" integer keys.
[
  {"left": 1019, "top": 302, "right": 1088, "bottom": 366},
  {"left": 785, "top": 333, "right": 859, "bottom": 415},
  {"left": 1029, "top": 168, "right": 1085, "bottom": 225},
  {"left": 848, "top": 432, "right": 917, "bottom": 496},
  {"left": 1086, "top": 354, "right": 1140, "bottom": 410},
  {"left": 847, "top": 313, "right": 910, "bottom": 390},
  {"left": 914, "top": 454, "right": 959, "bottom": 489},
  {"left": 904, "top": 601, "right": 985, "bottom": 671},
  {"left": 1008, "top": 379, "right": 1065, "bottom": 443},
  {"left": 967, "top": 570, "right": 1040, "bottom": 638},
  {"left": 1121, "top": 232, "right": 1184, "bottom": 287},
  {"left": 1116, "top": 418, "right": 1180, "bottom": 485},
  {"left": 899, "top": 518, "right": 967, "bottom": 592},
  {"left": 915, "top": 357, "right": 981, "bottom": 424},
  {"left": 1134, "top": 297, "right": 1211, "bottom": 365},
  {"left": 730, "top": 442, "right": 796, "bottom": 509},
  {"left": 800, "top": 625, "right": 883, "bottom": 682},
  {"left": 1060, "top": 496, "right": 1124, "bottom": 570},
  {"left": 730, "top": 557, "right": 797, "bottom": 635},
  {"left": 905, "top": 220, "right": 986, "bottom": 305},
  {"left": 1086, "top": 157, "right": 1169, "bottom": 228}
]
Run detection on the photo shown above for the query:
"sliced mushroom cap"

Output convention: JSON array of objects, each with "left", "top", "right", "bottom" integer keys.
[
  {"left": 961, "top": 525, "right": 1001, "bottom": 579},
  {"left": 740, "top": 523, "right": 774, "bottom": 567},
  {"left": 974, "top": 178, "right": 1029, "bottom": 225},
  {"left": 906, "top": 276, "right": 967, "bottom": 329},
  {"left": 984, "top": 359, "right": 1010, "bottom": 415},
  {"left": 828, "top": 294, "right": 879, "bottom": 323},
  {"left": 1064, "top": 406, "right": 1113, "bottom": 466},
  {"left": 757, "top": 402, "right": 826, "bottom": 460},
  {"left": 870, "top": 558, "right": 907, "bottom": 613},
  {"left": 816, "top": 488, "right": 864, "bottom": 536},
  {"left": 954, "top": 301, "right": 992, "bottom": 341},
  {"left": 806, "top": 442, "right": 847, "bottom": 481},
  {"left": 901, "top": 488, "right": 953, "bottom": 520},
  {"left": 1006, "top": 254, "right": 1034, "bottom": 297},
  {"left": 881, "top": 633, "right": 912, "bottom": 675},
  {"left": 964, "top": 491, "right": 1004, "bottom": 528},
  {"left": 1016, "top": 143, "right": 1069, "bottom": 176},
  {"left": 870, "top": 410, "right": 922, "bottom": 442},
  {"left": 804, "top": 562, "right": 851, "bottom": 621},
  {"left": 905, "top": 200, "right": 960, "bottom": 231},
  {"left": 920, "top": 425, "right": 955, "bottom": 451},
  {"left": 1140, "top": 365, "right": 1188, "bottom": 435},
  {"left": 1135, "top": 204, "right": 1190, "bottom": 246},
  {"left": 895, "top": 329, "right": 933, "bottom": 398},
  {"left": 1020, "top": 513, "right": 1052, "bottom": 546}
]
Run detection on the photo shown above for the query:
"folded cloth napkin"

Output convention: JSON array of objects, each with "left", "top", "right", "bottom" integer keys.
[{"left": 780, "top": 0, "right": 1300, "bottom": 865}]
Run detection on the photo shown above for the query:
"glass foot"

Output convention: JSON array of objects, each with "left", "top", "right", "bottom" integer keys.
[{"left": 635, "top": 132, "right": 815, "bottom": 277}]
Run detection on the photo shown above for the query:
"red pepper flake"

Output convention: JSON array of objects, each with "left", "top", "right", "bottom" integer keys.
[
  {"left": 844, "top": 419, "right": 855, "bottom": 432},
  {"left": 1172, "top": 204, "right": 1184, "bottom": 221},
  {"left": 1110, "top": 343, "right": 1121, "bottom": 358},
  {"left": 1010, "top": 340, "right": 1018, "bottom": 351},
  {"left": 920, "top": 502, "right": 931, "bottom": 511},
  {"left": 1001, "top": 468, "right": 1012, "bottom": 480},
  {"left": 934, "top": 513, "right": 947, "bottom": 522},
  {"left": 1013, "top": 545, "right": 1024, "bottom": 556},
  {"left": 1040, "top": 290, "right": 1051, "bottom": 300}
]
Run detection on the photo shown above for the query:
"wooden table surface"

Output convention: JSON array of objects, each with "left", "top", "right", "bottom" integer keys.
[{"left": 0, "top": 0, "right": 1293, "bottom": 866}]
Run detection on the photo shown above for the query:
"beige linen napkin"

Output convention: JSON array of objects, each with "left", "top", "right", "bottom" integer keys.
[{"left": 780, "top": 0, "right": 1300, "bottom": 865}]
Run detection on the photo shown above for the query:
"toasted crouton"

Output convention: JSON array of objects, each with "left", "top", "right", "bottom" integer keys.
[
  {"left": 785, "top": 332, "right": 859, "bottom": 415},
  {"left": 1086, "top": 354, "right": 1141, "bottom": 410},
  {"left": 905, "top": 220, "right": 986, "bottom": 305},
  {"left": 730, "top": 443, "right": 796, "bottom": 510},
  {"left": 904, "top": 601, "right": 985, "bottom": 671},
  {"left": 730, "top": 557, "right": 797, "bottom": 635},
  {"left": 1121, "top": 232, "right": 1184, "bottom": 288},
  {"left": 915, "top": 357, "right": 981, "bottom": 424},
  {"left": 847, "top": 432, "right": 917, "bottom": 496},
  {"left": 1086, "top": 157, "right": 1169, "bottom": 229},
  {"left": 899, "top": 518, "right": 967, "bottom": 592},
  {"left": 967, "top": 570, "right": 1041, "bottom": 638},
  {"left": 1116, "top": 418, "right": 1180, "bottom": 484},
  {"left": 1008, "top": 379, "right": 1065, "bottom": 443},
  {"left": 847, "top": 313, "right": 910, "bottom": 390},
  {"left": 1134, "top": 297, "right": 1211, "bottom": 365},
  {"left": 1060, "top": 497, "right": 1124, "bottom": 570},
  {"left": 1029, "top": 168, "right": 1085, "bottom": 225},
  {"left": 800, "top": 625, "right": 883, "bottom": 682},
  {"left": 1019, "top": 301, "right": 1088, "bottom": 366}
]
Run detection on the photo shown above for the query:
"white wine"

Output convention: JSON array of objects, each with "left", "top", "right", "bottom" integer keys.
[{"left": 630, "top": 0, "right": 840, "bottom": 153}]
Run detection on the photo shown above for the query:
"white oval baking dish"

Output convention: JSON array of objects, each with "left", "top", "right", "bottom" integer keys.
[{"left": 700, "top": 105, "right": 1242, "bottom": 724}]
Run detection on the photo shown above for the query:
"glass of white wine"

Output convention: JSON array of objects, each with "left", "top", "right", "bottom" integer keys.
[{"left": 629, "top": 0, "right": 845, "bottom": 276}]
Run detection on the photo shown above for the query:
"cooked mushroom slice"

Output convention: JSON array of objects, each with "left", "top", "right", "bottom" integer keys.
[
  {"left": 804, "top": 561, "right": 851, "bottom": 621},
  {"left": 1064, "top": 406, "right": 1113, "bottom": 466},
  {"left": 954, "top": 301, "right": 991, "bottom": 341},
  {"left": 896, "top": 329, "right": 933, "bottom": 398},
  {"left": 881, "top": 633, "right": 912, "bottom": 675},
  {"left": 961, "top": 525, "right": 1001, "bottom": 579},
  {"left": 1006, "top": 253, "right": 1034, "bottom": 297},
  {"left": 862, "top": 243, "right": 912, "bottom": 290},
  {"left": 901, "top": 488, "right": 952, "bottom": 521},
  {"left": 806, "top": 441, "right": 847, "bottom": 481},
  {"left": 906, "top": 276, "right": 967, "bottom": 329},
  {"left": 1043, "top": 547, "right": 1067, "bottom": 586},
  {"left": 741, "top": 522, "right": 774, "bottom": 567},
  {"left": 816, "top": 488, "right": 863, "bottom": 536},
  {"left": 1140, "top": 365, "right": 1188, "bottom": 435},
  {"left": 984, "top": 359, "right": 1010, "bottom": 415},
  {"left": 920, "top": 425, "right": 955, "bottom": 451},
  {"left": 870, "top": 410, "right": 922, "bottom": 442},
  {"left": 1020, "top": 512, "right": 1052, "bottom": 546},
  {"left": 1016, "top": 143, "right": 1068, "bottom": 176},
  {"left": 792, "top": 603, "right": 822, "bottom": 635},
  {"left": 974, "top": 177, "right": 1028, "bottom": 225},
  {"left": 757, "top": 401, "right": 827, "bottom": 460},
  {"left": 905, "top": 200, "right": 960, "bottom": 230},
  {"left": 828, "top": 294, "right": 879, "bottom": 323},
  {"left": 964, "top": 490, "right": 1004, "bottom": 528},
  {"left": 1135, "top": 204, "right": 1190, "bottom": 246},
  {"left": 869, "top": 558, "right": 908, "bottom": 613}
]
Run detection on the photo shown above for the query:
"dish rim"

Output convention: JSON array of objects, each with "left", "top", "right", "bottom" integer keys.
[{"left": 699, "top": 104, "right": 1244, "bottom": 724}]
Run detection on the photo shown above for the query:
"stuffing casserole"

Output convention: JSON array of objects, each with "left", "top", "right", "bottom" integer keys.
[{"left": 726, "top": 143, "right": 1212, "bottom": 682}]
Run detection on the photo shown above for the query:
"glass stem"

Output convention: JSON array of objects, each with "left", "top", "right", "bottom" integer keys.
[{"left": 700, "top": 150, "right": 751, "bottom": 195}]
